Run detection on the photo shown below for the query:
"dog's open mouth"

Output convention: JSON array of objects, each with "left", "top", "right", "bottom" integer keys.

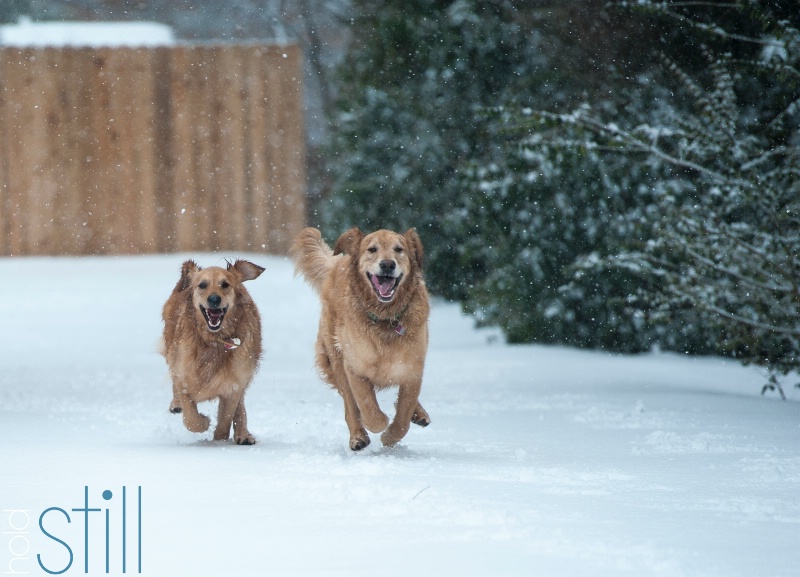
[
  {"left": 200, "top": 305, "right": 227, "bottom": 332},
  {"left": 367, "top": 272, "right": 402, "bottom": 302}
]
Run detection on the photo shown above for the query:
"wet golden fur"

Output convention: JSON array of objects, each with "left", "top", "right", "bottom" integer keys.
[
  {"left": 161, "top": 259, "right": 264, "bottom": 444},
  {"left": 290, "top": 227, "right": 431, "bottom": 451}
]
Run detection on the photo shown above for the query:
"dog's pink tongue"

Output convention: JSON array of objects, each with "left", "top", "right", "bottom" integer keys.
[{"left": 372, "top": 275, "right": 394, "bottom": 297}]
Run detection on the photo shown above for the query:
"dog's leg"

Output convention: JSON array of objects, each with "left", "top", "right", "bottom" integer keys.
[
  {"left": 168, "top": 378, "right": 183, "bottom": 413},
  {"left": 178, "top": 393, "right": 210, "bottom": 433},
  {"left": 321, "top": 344, "right": 370, "bottom": 451},
  {"left": 411, "top": 402, "right": 431, "bottom": 427},
  {"left": 213, "top": 395, "right": 235, "bottom": 441},
  {"left": 169, "top": 398, "right": 182, "bottom": 413},
  {"left": 232, "top": 397, "right": 255, "bottom": 445},
  {"left": 344, "top": 368, "right": 389, "bottom": 434},
  {"left": 339, "top": 385, "right": 370, "bottom": 451},
  {"left": 381, "top": 379, "right": 422, "bottom": 447}
]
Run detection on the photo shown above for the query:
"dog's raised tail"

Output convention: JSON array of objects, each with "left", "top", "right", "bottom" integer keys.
[{"left": 289, "top": 227, "right": 335, "bottom": 295}]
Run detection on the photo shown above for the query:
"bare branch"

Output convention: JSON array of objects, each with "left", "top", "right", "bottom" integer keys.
[
  {"left": 660, "top": 8, "right": 786, "bottom": 47},
  {"left": 698, "top": 304, "right": 800, "bottom": 337},
  {"left": 682, "top": 246, "right": 794, "bottom": 294},
  {"left": 571, "top": 114, "right": 730, "bottom": 182}
]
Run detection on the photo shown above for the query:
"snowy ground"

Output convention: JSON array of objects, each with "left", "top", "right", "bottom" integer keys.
[{"left": 1, "top": 254, "right": 798, "bottom": 577}]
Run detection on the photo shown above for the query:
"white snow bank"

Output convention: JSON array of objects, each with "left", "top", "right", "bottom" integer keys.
[{"left": 0, "top": 254, "right": 798, "bottom": 577}]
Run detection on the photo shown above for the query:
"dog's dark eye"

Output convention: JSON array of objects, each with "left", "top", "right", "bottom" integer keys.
[
  {"left": 198, "top": 281, "right": 208, "bottom": 290},
  {"left": 394, "top": 246, "right": 404, "bottom": 253},
  {"left": 220, "top": 281, "right": 230, "bottom": 289},
  {"left": 367, "top": 246, "right": 377, "bottom": 253}
]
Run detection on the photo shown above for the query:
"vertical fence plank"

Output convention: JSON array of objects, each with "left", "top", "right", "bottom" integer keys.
[
  {"left": 85, "top": 47, "right": 111, "bottom": 255},
  {"left": 35, "top": 49, "right": 61, "bottom": 255},
  {"left": 263, "top": 45, "right": 286, "bottom": 254},
  {"left": 168, "top": 45, "right": 195, "bottom": 252},
  {"left": 130, "top": 48, "right": 158, "bottom": 254},
  {"left": 53, "top": 48, "right": 81, "bottom": 255},
  {"left": 245, "top": 46, "right": 269, "bottom": 252},
  {"left": 217, "top": 45, "right": 247, "bottom": 252},
  {"left": 194, "top": 46, "right": 216, "bottom": 252},
  {"left": 5, "top": 48, "right": 35, "bottom": 255},
  {"left": 281, "top": 44, "right": 306, "bottom": 255},
  {"left": 23, "top": 48, "right": 57, "bottom": 255},
  {"left": 152, "top": 46, "right": 173, "bottom": 253},
  {"left": 69, "top": 48, "right": 97, "bottom": 254},
  {"left": 108, "top": 48, "right": 135, "bottom": 253},
  {"left": 0, "top": 50, "right": 8, "bottom": 255}
]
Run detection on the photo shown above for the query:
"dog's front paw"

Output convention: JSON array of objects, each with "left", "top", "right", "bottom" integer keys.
[
  {"left": 349, "top": 433, "right": 370, "bottom": 451},
  {"left": 381, "top": 422, "right": 410, "bottom": 447},
  {"left": 184, "top": 413, "right": 210, "bottom": 433},
  {"left": 235, "top": 434, "right": 256, "bottom": 445}
]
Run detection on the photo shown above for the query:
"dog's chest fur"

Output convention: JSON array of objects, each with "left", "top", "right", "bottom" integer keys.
[
  {"left": 166, "top": 301, "right": 261, "bottom": 403},
  {"left": 343, "top": 332, "right": 426, "bottom": 389},
  {"left": 331, "top": 282, "right": 429, "bottom": 390}
]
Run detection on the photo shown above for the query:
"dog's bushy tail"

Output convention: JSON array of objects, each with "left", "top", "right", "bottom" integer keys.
[{"left": 289, "top": 227, "right": 336, "bottom": 295}]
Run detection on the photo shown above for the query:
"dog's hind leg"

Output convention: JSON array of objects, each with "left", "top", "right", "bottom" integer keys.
[
  {"left": 214, "top": 389, "right": 255, "bottom": 445},
  {"left": 232, "top": 397, "right": 255, "bottom": 445},
  {"left": 381, "top": 379, "right": 422, "bottom": 447}
]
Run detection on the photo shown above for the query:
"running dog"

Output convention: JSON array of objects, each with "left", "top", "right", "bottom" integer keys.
[
  {"left": 161, "top": 259, "right": 264, "bottom": 444},
  {"left": 290, "top": 227, "right": 430, "bottom": 451}
]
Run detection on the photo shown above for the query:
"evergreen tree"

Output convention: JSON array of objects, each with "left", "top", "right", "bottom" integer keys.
[{"left": 522, "top": 2, "right": 800, "bottom": 384}]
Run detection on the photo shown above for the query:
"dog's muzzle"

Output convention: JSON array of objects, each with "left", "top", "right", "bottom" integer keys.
[
  {"left": 367, "top": 272, "right": 403, "bottom": 302},
  {"left": 200, "top": 303, "right": 227, "bottom": 331}
]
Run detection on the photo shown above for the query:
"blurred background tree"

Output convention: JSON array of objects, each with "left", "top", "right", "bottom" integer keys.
[{"left": 520, "top": 2, "right": 800, "bottom": 382}]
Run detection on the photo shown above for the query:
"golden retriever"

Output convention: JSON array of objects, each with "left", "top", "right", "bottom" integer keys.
[
  {"left": 290, "top": 227, "right": 431, "bottom": 451},
  {"left": 161, "top": 259, "right": 264, "bottom": 444}
]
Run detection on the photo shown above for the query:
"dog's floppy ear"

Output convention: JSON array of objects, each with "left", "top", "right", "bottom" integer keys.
[
  {"left": 174, "top": 260, "right": 200, "bottom": 292},
  {"left": 333, "top": 227, "right": 364, "bottom": 256},
  {"left": 227, "top": 259, "right": 265, "bottom": 282},
  {"left": 404, "top": 228, "right": 424, "bottom": 270}
]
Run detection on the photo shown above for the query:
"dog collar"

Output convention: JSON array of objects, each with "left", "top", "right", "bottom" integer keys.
[
  {"left": 215, "top": 337, "right": 242, "bottom": 350},
  {"left": 367, "top": 305, "right": 409, "bottom": 336}
]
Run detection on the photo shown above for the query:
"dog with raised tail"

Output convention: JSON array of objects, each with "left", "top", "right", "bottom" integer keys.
[
  {"left": 290, "top": 227, "right": 431, "bottom": 451},
  {"left": 161, "top": 259, "right": 264, "bottom": 445}
]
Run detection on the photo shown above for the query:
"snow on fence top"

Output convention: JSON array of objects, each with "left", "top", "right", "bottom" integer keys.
[{"left": 0, "top": 16, "right": 175, "bottom": 47}]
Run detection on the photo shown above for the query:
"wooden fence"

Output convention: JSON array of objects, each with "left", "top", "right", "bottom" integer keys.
[{"left": 0, "top": 44, "right": 305, "bottom": 256}]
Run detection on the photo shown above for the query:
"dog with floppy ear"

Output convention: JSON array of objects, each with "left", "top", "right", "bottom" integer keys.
[
  {"left": 291, "top": 226, "right": 431, "bottom": 451},
  {"left": 161, "top": 259, "right": 264, "bottom": 445}
]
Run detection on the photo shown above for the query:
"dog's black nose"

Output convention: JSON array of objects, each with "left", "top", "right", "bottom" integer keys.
[
  {"left": 207, "top": 294, "right": 222, "bottom": 308},
  {"left": 379, "top": 260, "right": 396, "bottom": 274}
]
